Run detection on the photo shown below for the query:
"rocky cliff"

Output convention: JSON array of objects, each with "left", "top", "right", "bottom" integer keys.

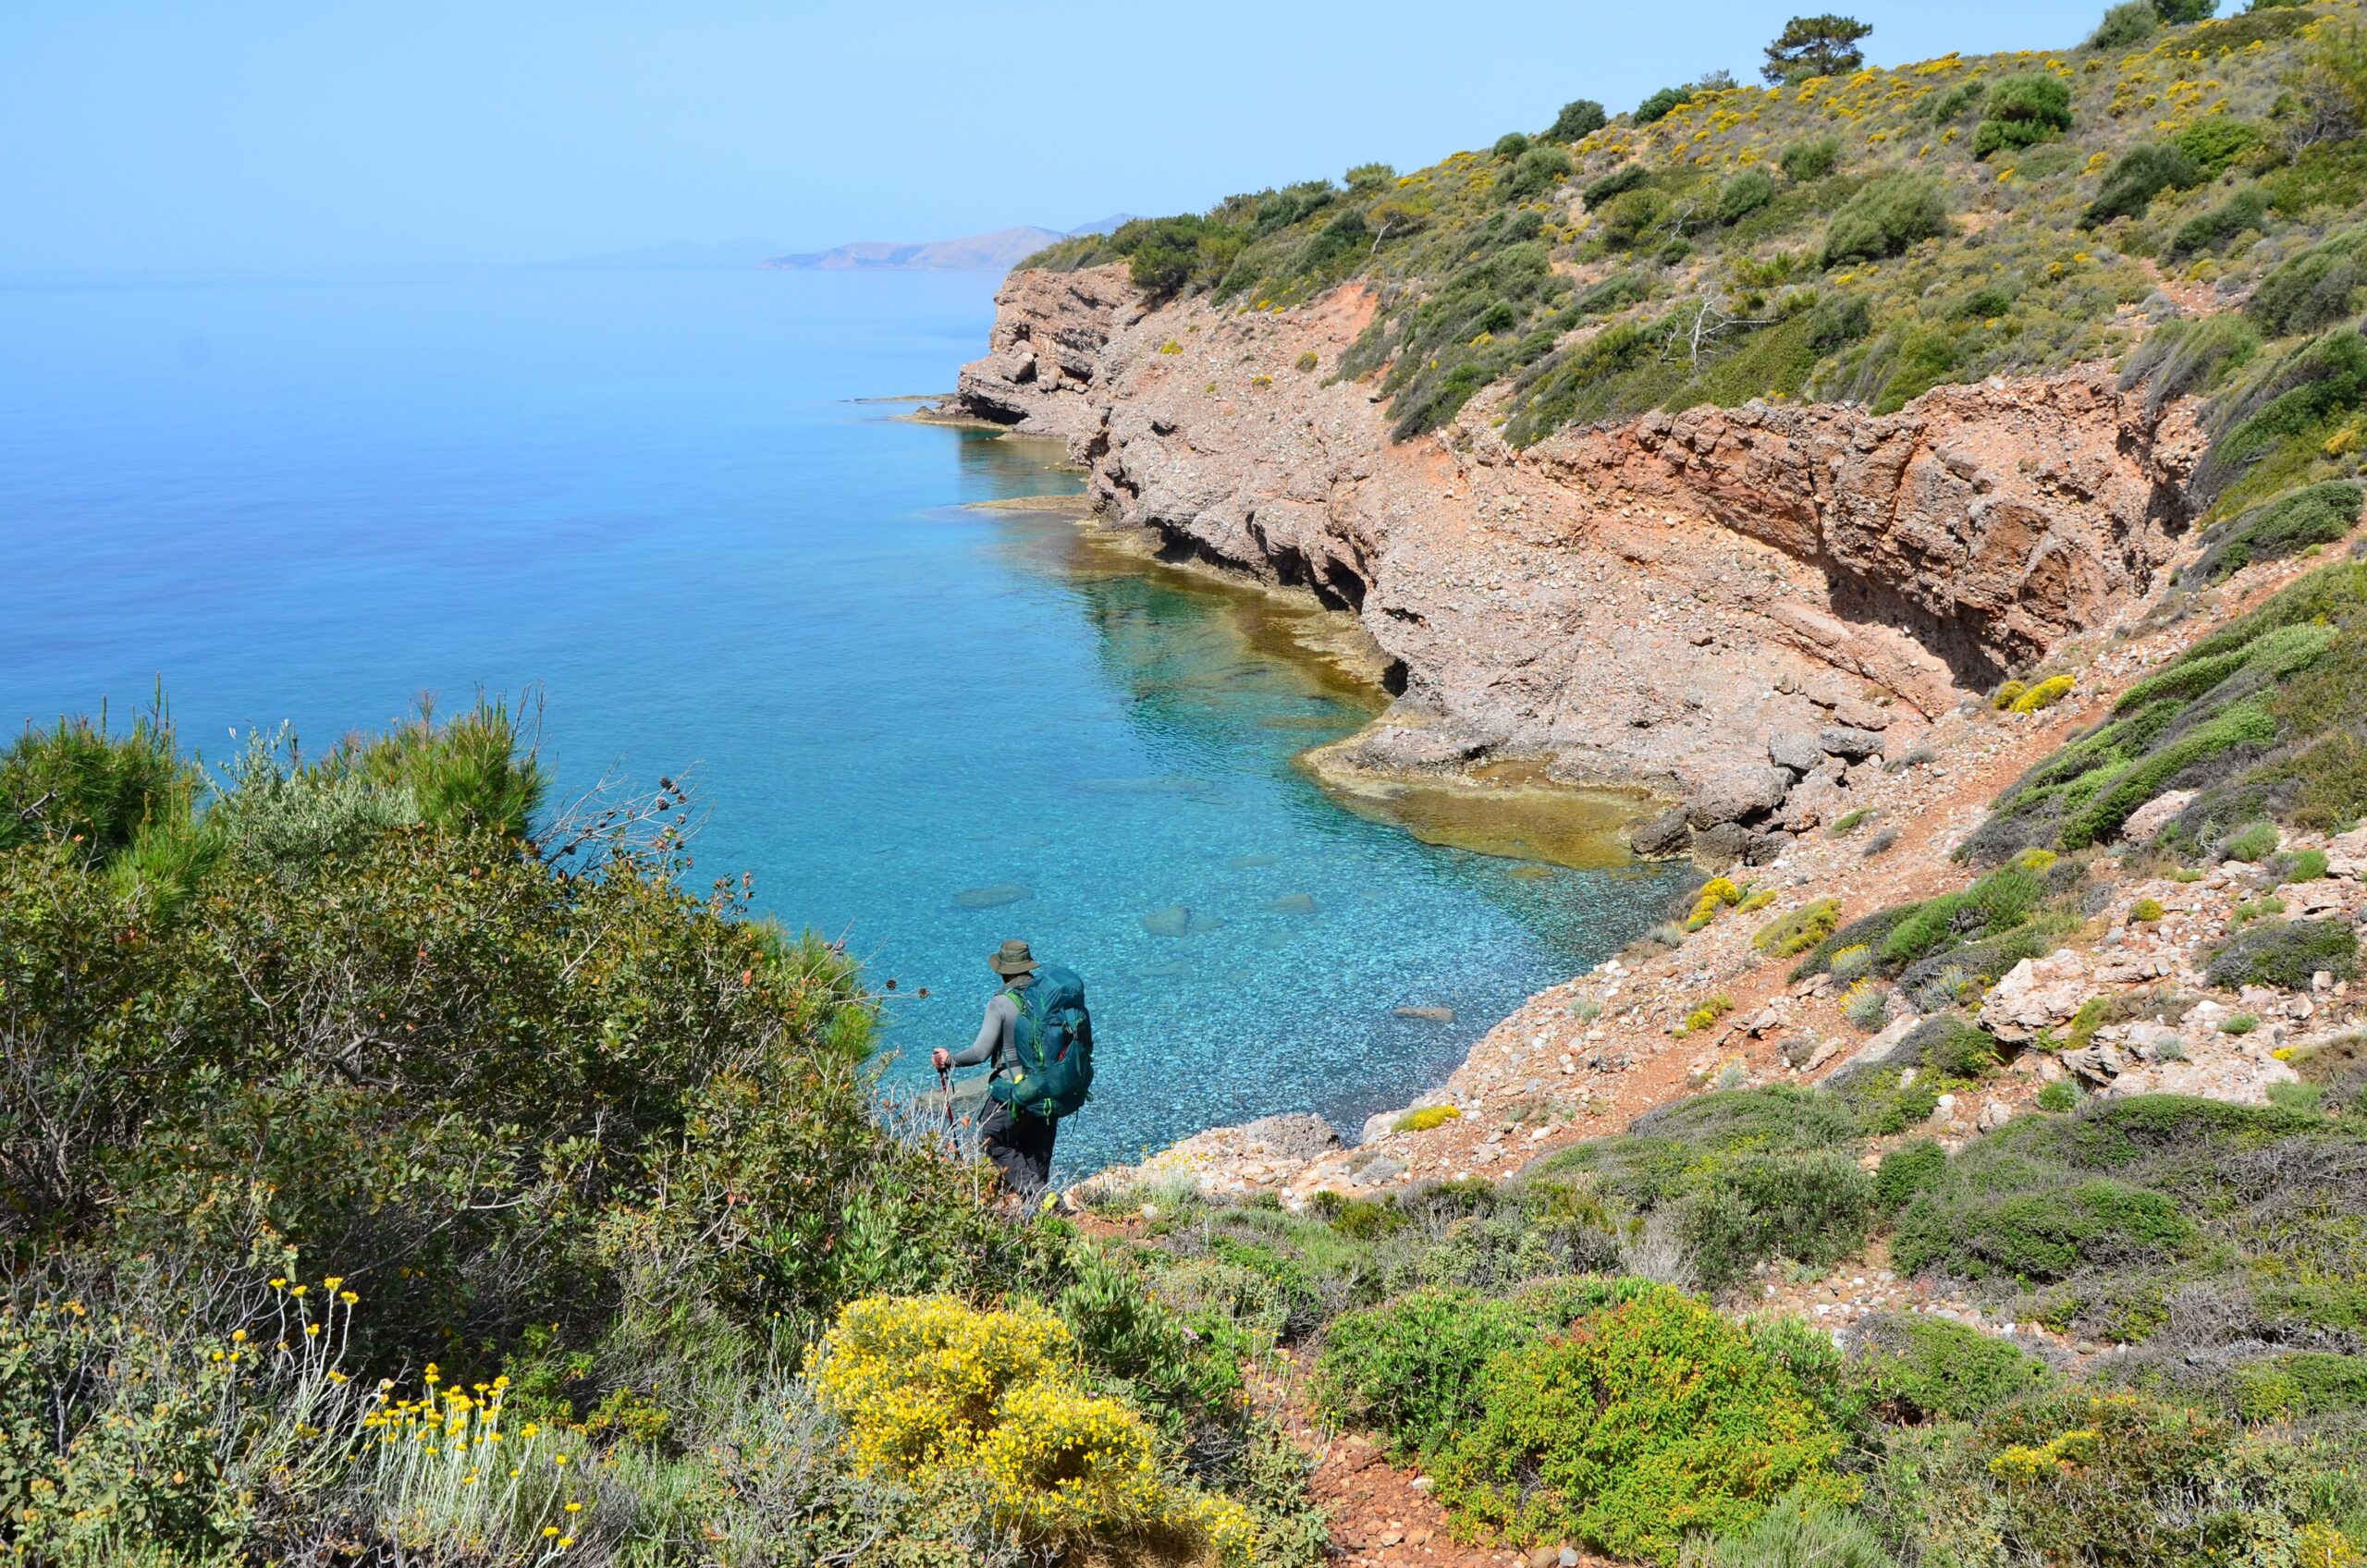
[{"left": 940, "top": 264, "right": 2204, "bottom": 864}]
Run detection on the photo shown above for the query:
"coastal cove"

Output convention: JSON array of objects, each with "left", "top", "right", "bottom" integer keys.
[{"left": 0, "top": 264, "right": 1688, "bottom": 1177}]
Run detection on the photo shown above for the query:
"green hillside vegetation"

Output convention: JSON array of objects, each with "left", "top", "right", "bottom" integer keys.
[
  {"left": 1074, "top": 1081, "right": 2367, "bottom": 1565},
  {"left": 0, "top": 704, "right": 1319, "bottom": 1566},
  {"left": 1967, "top": 547, "right": 2367, "bottom": 864},
  {"left": 1033, "top": 1, "right": 2367, "bottom": 446},
  {"left": 15, "top": 698, "right": 2366, "bottom": 1564}
]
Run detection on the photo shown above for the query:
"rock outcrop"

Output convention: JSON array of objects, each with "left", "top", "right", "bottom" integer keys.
[
  {"left": 938, "top": 268, "right": 2204, "bottom": 857},
  {"left": 940, "top": 264, "right": 1139, "bottom": 440}
]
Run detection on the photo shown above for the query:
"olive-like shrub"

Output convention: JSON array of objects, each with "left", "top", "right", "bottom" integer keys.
[
  {"left": 1427, "top": 1283, "right": 1854, "bottom": 1565},
  {"left": 2205, "top": 917, "right": 2359, "bottom": 989},
  {"left": 1820, "top": 175, "right": 1948, "bottom": 266}
]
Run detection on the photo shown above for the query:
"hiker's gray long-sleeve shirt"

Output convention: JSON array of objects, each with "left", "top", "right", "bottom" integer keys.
[{"left": 948, "top": 977, "right": 1032, "bottom": 1082}]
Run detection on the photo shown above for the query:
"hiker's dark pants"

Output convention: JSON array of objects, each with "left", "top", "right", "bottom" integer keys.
[{"left": 980, "top": 1102, "right": 1057, "bottom": 1198}]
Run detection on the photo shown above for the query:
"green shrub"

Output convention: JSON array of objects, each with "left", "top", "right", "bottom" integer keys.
[
  {"left": 2169, "top": 188, "right": 2268, "bottom": 259},
  {"left": 0, "top": 703, "right": 198, "bottom": 865},
  {"left": 2091, "top": 2, "right": 2160, "bottom": 49},
  {"left": 1973, "top": 75, "right": 2074, "bottom": 160},
  {"left": 1874, "top": 1140, "right": 1947, "bottom": 1209},
  {"left": 2120, "top": 312, "right": 2263, "bottom": 414},
  {"left": 2204, "top": 917, "right": 2359, "bottom": 988},
  {"left": 2131, "top": 897, "right": 2165, "bottom": 922},
  {"left": 2083, "top": 142, "right": 2202, "bottom": 227},
  {"left": 2224, "top": 819, "right": 2281, "bottom": 861},
  {"left": 1636, "top": 85, "right": 1691, "bottom": 125},
  {"left": 1680, "top": 1149, "right": 1876, "bottom": 1290},
  {"left": 2037, "top": 1080, "right": 2079, "bottom": 1111},
  {"left": 2279, "top": 847, "right": 2331, "bottom": 882},
  {"left": 1754, "top": 898, "right": 1843, "bottom": 958},
  {"left": 2152, "top": 0, "right": 2218, "bottom": 23},
  {"left": 2233, "top": 1351, "right": 2367, "bottom": 1418},
  {"left": 1780, "top": 136, "right": 1843, "bottom": 182},
  {"left": 1956, "top": 1387, "right": 2331, "bottom": 1566},
  {"left": 2172, "top": 116, "right": 2264, "bottom": 177},
  {"left": 339, "top": 692, "right": 546, "bottom": 840},
  {"left": 1895, "top": 1176, "right": 2196, "bottom": 1283},
  {"left": 1508, "top": 145, "right": 1574, "bottom": 199},
  {"left": 1429, "top": 1284, "right": 1853, "bottom": 1565},
  {"left": 2061, "top": 702, "right": 2278, "bottom": 849},
  {"left": 1827, "top": 807, "right": 1873, "bottom": 838},
  {"left": 2250, "top": 226, "right": 2367, "bottom": 337},
  {"left": 1110, "top": 213, "right": 1245, "bottom": 300},
  {"left": 1547, "top": 99, "right": 1608, "bottom": 141},
  {"left": 2184, "top": 480, "right": 2363, "bottom": 584},
  {"left": 1314, "top": 1280, "right": 1651, "bottom": 1459},
  {"left": 1851, "top": 1315, "right": 2054, "bottom": 1421},
  {"left": 1919, "top": 80, "right": 1987, "bottom": 126},
  {"left": 1687, "top": 1488, "right": 1895, "bottom": 1568},
  {"left": 1820, "top": 175, "right": 1949, "bottom": 266},
  {"left": 1717, "top": 169, "right": 1778, "bottom": 225},
  {"left": 1583, "top": 164, "right": 1648, "bottom": 208},
  {"left": 1315, "top": 1287, "right": 1534, "bottom": 1456}
]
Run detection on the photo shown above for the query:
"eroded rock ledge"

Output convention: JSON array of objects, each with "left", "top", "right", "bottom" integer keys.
[{"left": 938, "top": 264, "right": 2204, "bottom": 865}]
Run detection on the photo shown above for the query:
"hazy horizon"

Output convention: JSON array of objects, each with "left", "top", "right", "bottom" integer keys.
[{"left": 7, "top": 1, "right": 2107, "bottom": 271}]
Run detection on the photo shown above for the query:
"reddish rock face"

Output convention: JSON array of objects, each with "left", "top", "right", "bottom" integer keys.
[
  {"left": 944, "top": 263, "right": 1138, "bottom": 439},
  {"left": 938, "top": 271, "right": 2204, "bottom": 830}
]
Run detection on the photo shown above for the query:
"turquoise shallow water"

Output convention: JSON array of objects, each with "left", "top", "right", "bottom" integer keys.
[{"left": 0, "top": 266, "right": 1688, "bottom": 1175}]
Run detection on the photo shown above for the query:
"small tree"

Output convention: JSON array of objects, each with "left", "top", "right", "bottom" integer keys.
[
  {"left": 1972, "top": 74, "right": 2075, "bottom": 159},
  {"left": 2152, "top": 0, "right": 2217, "bottom": 21},
  {"left": 1636, "top": 85, "right": 1690, "bottom": 124},
  {"left": 2091, "top": 1, "right": 2159, "bottom": 48},
  {"left": 1761, "top": 15, "right": 1873, "bottom": 84},
  {"left": 1547, "top": 98, "right": 1608, "bottom": 141}
]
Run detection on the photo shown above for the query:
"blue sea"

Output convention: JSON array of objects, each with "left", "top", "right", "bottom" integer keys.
[{"left": 0, "top": 265, "right": 1686, "bottom": 1175}]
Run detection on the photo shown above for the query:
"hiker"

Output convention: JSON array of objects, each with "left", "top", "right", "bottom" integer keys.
[{"left": 933, "top": 938, "right": 1094, "bottom": 1200}]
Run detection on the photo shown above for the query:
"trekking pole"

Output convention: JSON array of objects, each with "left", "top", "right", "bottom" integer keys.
[{"left": 938, "top": 1065, "right": 955, "bottom": 1146}]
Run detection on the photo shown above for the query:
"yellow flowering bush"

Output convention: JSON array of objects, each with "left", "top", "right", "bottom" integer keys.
[
  {"left": 1687, "top": 876, "right": 1746, "bottom": 930},
  {"left": 2010, "top": 673, "right": 2077, "bottom": 713},
  {"left": 976, "top": 1378, "right": 1163, "bottom": 1536},
  {"left": 806, "top": 1295, "right": 1257, "bottom": 1564},
  {"left": 808, "top": 1294, "right": 1073, "bottom": 1475}
]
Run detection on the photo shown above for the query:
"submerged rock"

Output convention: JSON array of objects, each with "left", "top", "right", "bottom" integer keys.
[
  {"left": 1394, "top": 1005, "right": 1456, "bottom": 1023},
  {"left": 952, "top": 884, "right": 1032, "bottom": 909},
  {"left": 1264, "top": 892, "right": 1320, "bottom": 915}
]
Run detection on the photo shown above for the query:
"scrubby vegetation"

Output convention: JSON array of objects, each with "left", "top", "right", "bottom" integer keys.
[
  {"left": 1062, "top": 1072, "right": 2367, "bottom": 1566},
  {"left": 1969, "top": 548, "right": 2367, "bottom": 866},
  {"left": 1025, "top": 1, "right": 2367, "bottom": 447},
  {"left": 14, "top": 692, "right": 2362, "bottom": 1565},
  {"left": 0, "top": 701, "right": 1321, "bottom": 1566}
]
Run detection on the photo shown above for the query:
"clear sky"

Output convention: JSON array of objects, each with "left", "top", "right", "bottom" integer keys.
[{"left": 4, "top": 1, "right": 2113, "bottom": 269}]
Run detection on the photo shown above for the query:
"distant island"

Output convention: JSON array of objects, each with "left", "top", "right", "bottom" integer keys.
[{"left": 760, "top": 216, "right": 1130, "bottom": 274}]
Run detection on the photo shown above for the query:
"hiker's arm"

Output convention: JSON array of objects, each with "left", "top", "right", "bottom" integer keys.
[{"left": 944, "top": 997, "right": 1009, "bottom": 1070}]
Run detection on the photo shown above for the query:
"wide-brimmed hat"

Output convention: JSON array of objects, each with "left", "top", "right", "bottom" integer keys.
[{"left": 987, "top": 939, "right": 1039, "bottom": 977}]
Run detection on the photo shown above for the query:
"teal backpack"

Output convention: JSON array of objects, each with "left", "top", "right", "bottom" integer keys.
[{"left": 991, "top": 964, "right": 1094, "bottom": 1121}]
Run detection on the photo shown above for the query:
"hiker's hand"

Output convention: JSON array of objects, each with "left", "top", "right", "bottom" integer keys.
[{"left": 932, "top": 1047, "right": 951, "bottom": 1073}]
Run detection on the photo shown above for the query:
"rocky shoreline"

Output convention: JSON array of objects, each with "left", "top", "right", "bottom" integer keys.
[{"left": 937, "top": 263, "right": 2353, "bottom": 1212}]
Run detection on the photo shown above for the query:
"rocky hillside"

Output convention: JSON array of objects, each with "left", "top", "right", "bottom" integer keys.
[
  {"left": 944, "top": 0, "right": 2367, "bottom": 876},
  {"left": 932, "top": 10, "right": 2367, "bottom": 1562}
]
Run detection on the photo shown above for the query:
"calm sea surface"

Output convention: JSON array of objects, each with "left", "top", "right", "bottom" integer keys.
[{"left": 0, "top": 265, "right": 1686, "bottom": 1174}]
